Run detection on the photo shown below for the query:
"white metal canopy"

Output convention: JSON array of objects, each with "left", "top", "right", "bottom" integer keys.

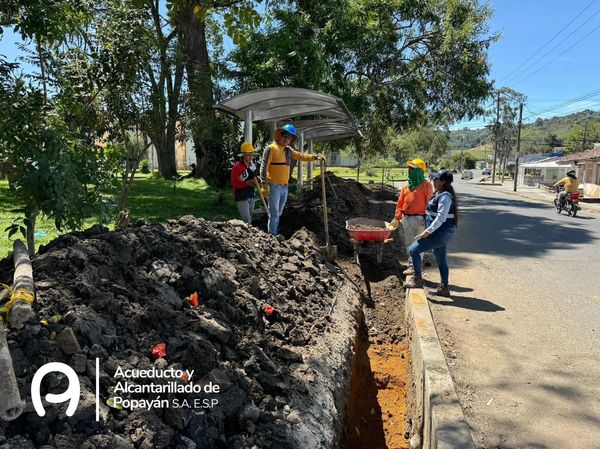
[{"left": 214, "top": 87, "right": 354, "bottom": 123}]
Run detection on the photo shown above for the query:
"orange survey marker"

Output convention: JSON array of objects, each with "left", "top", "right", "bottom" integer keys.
[
  {"left": 150, "top": 343, "right": 167, "bottom": 359},
  {"left": 186, "top": 291, "right": 199, "bottom": 308}
]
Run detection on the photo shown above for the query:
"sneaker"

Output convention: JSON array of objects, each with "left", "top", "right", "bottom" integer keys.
[
  {"left": 404, "top": 276, "right": 424, "bottom": 289},
  {"left": 432, "top": 285, "right": 451, "bottom": 297},
  {"left": 402, "top": 267, "right": 414, "bottom": 276}
]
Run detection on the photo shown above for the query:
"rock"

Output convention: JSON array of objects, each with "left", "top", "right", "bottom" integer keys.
[
  {"left": 70, "top": 353, "right": 87, "bottom": 373},
  {"left": 274, "top": 347, "right": 303, "bottom": 363},
  {"left": 196, "top": 314, "right": 233, "bottom": 344},
  {"left": 55, "top": 327, "right": 81, "bottom": 355},
  {"left": 68, "top": 388, "right": 96, "bottom": 425},
  {"left": 202, "top": 267, "right": 238, "bottom": 296},
  {"left": 255, "top": 372, "right": 289, "bottom": 395},
  {"left": 201, "top": 369, "right": 232, "bottom": 392},
  {"left": 239, "top": 403, "right": 261, "bottom": 422},
  {"left": 80, "top": 434, "right": 134, "bottom": 449}
]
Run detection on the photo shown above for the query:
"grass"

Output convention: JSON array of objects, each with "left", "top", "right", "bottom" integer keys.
[
  {"left": 0, "top": 174, "right": 237, "bottom": 259},
  {"left": 0, "top": 166, "right": 405, "bottom": 259}
]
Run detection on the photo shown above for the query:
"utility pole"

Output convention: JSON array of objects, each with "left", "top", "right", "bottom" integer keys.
[
  {"left": 582, "top": 111, "right": 590, "bottom": 151},
  {"left": 513, "top": 102, "right": 523, "bottom": 192},
  {"left": 492, "top": 92, "right": 500, "bottom": 184},
  {"left": 459, "top": 136, "right": 464, "bottom": 173}
]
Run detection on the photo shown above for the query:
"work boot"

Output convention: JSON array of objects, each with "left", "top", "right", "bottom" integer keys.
[
  {"left": 404, "top": 276, "right": 424, "bottom": 289},
  {"left": 432, "top": 285, "right": 451, "bottom": 297},
  {"left": 402, "top": 267, "right": 414, "bottom": 276}
]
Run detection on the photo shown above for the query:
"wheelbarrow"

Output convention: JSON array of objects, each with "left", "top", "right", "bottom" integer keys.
[{"left": 346, "top": 217, "right": 394, "bottom": 264}]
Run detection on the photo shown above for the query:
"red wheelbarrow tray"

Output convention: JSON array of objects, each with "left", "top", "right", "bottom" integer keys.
[{"left": 346, "top": 217, "right": 393, "bottom": 242}]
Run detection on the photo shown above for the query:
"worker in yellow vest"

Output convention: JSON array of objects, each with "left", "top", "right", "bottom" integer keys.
[{"left": 260, "top": 124, "right": 324, "bottom": 235}]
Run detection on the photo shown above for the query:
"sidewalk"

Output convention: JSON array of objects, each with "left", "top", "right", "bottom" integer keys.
[{"left": 474, "top": 181, "right": 600, "bottom": 216}]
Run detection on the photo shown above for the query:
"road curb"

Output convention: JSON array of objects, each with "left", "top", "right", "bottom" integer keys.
[{"left": 405, "top": 288, "right": 475, "bottom": 449}]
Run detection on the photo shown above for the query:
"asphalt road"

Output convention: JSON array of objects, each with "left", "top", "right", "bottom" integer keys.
[{"left": 424, "top": 175, "right": 600, "bottom": 449}]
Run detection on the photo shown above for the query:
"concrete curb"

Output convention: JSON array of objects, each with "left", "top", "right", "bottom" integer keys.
[{"left": 405, "top": 288, "right": 475, "bottom": 449}]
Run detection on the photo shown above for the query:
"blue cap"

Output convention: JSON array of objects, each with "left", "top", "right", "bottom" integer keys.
[{"left": 281, "top": 123, "right": 297, "bottom": 136}]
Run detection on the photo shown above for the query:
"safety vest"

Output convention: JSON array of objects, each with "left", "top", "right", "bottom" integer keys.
[{"left": 426, "top": 191, "right": 456, "bottom": 231}]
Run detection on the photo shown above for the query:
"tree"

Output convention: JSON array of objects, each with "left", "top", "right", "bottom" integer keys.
[
  {"left": 393, "top": 127, "right": 449, "bottom": 166},
  {"left": 564, "top": 122, "right": 600, "bottom": 154},
  {"left": 230, "top": 0, "right": 496, "bottom": 157},
  {"left": 169, "top": 0, "right": 263, "bottom": 186},
  {"left": 0, "top": 77, "right": 113, "bottom": 255},
  {"left": 543, "top": 133, "right": 563, "bottom": 151}
]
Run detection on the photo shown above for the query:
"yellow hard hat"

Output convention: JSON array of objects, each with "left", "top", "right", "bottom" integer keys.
[
  {"left": 405, "top": 158, "right": 428, "bottom": 173},
  {"left": 239, "top": 142, "right": 258, "bottom": 156}
]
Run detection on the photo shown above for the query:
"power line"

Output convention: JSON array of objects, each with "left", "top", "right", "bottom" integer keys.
[
  {"left": 522, "top": 88, "right": 600, "bottom": 120},
  {"left": 512, "top": 21, "right": 600, "bottom": 87},
  {"left": 497, "top": 0, "right": 597, "bottom": 84}
]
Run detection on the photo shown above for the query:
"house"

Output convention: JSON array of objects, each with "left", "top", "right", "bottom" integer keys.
[
  {"left": 559, "top": 143, "right": 600, "bottom": 198},
  {"left": 517, "top": 157, "right": 570, "bottom": 187},
  {"left": 147, "top": 138, "right": 196, "bottom": 171}
]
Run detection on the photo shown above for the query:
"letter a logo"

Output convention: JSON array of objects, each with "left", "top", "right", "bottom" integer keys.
[{"left": 31, "top": 362, "right": 80, "bottom": 417}]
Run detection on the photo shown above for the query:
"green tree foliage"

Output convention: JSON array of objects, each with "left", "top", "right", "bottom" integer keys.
[
  {"left": 230, "top": 0, "right": 496, "bottom": 156},
  {"left": 564, "top": 122, "right": 600, "bottom": 154},
  {"left": 0, "top": 78, "right": 112, "bottom": 254},
  {"left": 393, "top": 127, "right": 449, "bottom": 166}
]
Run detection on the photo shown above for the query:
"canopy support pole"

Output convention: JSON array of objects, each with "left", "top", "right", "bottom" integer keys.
[{"left": 244, "top": 110, "right": 253, "bottom": 142}]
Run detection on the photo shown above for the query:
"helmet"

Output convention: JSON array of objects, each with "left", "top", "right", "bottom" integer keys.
[
  {"left": 239, "top": 142, "right": 258, "bottom": 156},
  {"left": 567, "top": 170, "right": 576, "bottom": 178},
  {"left": 274, "top": 123, "right": 299, "bottom": 143},
  {"left": 405, "top": 158, "right": 428, "bottom": 173},
  {"left": 280, "top": 123, "right": 297, "bottom": 136}
]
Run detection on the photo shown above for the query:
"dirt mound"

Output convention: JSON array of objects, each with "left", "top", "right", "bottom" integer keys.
[
  {"left": 0, "top": 216, "right": 361, "bottom": 449},
  {"left": 259, "top": 174, "right": 400, "bottom": 255}
]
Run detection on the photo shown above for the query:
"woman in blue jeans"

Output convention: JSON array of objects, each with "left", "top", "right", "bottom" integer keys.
[{"left": 404, "top": 169, "right": 457, "bottom": 297}]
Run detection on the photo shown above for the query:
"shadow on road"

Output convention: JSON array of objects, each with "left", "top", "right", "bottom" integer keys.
[
  {"left": 453, "top": 193, "right": 598, "bottom": 258},
  {"left": 427, "top": 293, "right": 505, "bottom": 312}
]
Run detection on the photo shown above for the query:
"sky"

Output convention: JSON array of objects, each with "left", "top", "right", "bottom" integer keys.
[
  {"left": 449, "top": 0, "right": 600, "bottom": 129},
  {"left": 1, "top": 0, "right": 599, "bottom": 130}
]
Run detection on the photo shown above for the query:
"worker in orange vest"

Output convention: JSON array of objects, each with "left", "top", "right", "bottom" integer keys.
[{"left": 387, "top": 158, "right": 433, "bottom": 275}]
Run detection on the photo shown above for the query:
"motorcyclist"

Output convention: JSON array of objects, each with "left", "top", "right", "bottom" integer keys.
[{"left": 553, "top": 170, "right": 579, "bottom": 206}]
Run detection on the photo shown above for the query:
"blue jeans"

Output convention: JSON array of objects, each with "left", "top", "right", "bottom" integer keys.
[
  {"left": 236, "top": 197, "right": 255, "bottom": 224},
  {"left": 408, "top": 227, "right": 455, "bottom": 287},
  {"left": 268, "top": 183, "right": 289, "bottom": 235}
]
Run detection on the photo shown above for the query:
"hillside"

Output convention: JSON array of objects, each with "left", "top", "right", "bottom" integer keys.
[{"left": 449, "top": 109, "right": 600, "bottom": 152}]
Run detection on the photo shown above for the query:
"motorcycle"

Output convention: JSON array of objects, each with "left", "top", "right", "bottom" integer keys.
[{"left": 554, "top": 187, "right": 580, "bottom": 217}]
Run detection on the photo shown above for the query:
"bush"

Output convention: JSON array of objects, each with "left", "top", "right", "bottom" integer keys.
[
  {"left": 366, "top": 168, "right": 376, "bottom": 177},
  {"left": 140, "top": 159, "right": 150, "bottom": 174}
]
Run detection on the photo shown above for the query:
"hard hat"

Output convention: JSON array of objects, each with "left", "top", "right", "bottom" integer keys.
[
  {"left": 405, "top": 158, "right": 428, "bottom": 173},
  {"left": 274, "top": 123, "right": 299, "bottom": 143},
  {"left": 239, "top": 142, "right": 258, "bottom": 156}
]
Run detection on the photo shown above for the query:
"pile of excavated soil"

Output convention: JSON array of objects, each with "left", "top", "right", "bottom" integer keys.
[
  {"left": 258, "top": 173, "right": 403, "bottom": 257},
  {"left": 0, "top": 216, "right": 362, "bottom": 449}
]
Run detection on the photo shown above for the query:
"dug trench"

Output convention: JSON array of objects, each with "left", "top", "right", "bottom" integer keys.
[{"left": 0, "top": 174, "right": 414, "bottom": 449}]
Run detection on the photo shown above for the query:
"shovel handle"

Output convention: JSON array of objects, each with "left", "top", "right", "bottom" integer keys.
[
  {"left": 256, "top": 178, "right": 270, "bottom": 218},
  {"left": 320, "top": 159, "right": 330, "bottom": 248}
]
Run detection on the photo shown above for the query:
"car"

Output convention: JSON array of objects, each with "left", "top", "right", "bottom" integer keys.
[
  {"left": 482, "top": 168, "right": 491, "bottom": 175},
  {"left": 461, "top": 170, "right": 473, "bottom": 180}
]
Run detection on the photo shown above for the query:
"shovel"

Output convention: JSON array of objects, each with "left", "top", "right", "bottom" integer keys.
[
  {"left": 255, "top": 178, "right": 270, "bottom": 218},
  {"left": 319, "top": 159, "right": 338, "bottom": 261}
]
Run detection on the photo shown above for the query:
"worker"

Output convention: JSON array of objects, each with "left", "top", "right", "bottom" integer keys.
[
  {"left": 231, "top": 142, "right": 259, "bottom": 224},
  {"left": 387, "top": 158, "right": 433, "bottom": 275},
  {"left": 260, "top": 123, "right": 324, "bottom": 235}
]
